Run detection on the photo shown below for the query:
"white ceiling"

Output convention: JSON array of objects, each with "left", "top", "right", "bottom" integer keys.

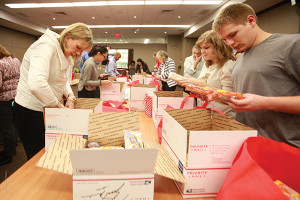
[{"left": 0, "top": 0, "right": 285, "bottom": 43}]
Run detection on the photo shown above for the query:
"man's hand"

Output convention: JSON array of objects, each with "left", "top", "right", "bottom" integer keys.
[
  {"left": 101, "top": 80, "right": 112, "bottom": 86},
  {"left": 227, "top": 93, "right": 267, "bottom": 112}
]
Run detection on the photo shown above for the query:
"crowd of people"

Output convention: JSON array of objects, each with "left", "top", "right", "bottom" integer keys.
[{"left": 0, "top": 3, "right": 299, "bottom": 168}]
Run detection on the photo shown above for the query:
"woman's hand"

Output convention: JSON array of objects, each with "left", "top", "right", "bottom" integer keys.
[
  {"left": 227, "top": 93, "right": 267, "bottom": 112},
  {"left": 155, "top": 75, "right": 161, "bottom": 80},
  {"left": 178, "top": 77, "right": 202, "bottom": 87},
  {"left": 101, "top": 80, "right": 112, "bottom": 86},
  {"left": 65, "top": 100, "right": 75, "bottom": 109}
]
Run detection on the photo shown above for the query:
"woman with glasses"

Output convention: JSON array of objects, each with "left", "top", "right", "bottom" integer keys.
[{"left": 78, "top": 44, "right": 112, "bottom": 98}]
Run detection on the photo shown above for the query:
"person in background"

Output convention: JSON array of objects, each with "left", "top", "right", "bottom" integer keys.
[
  {"left": 105, "top": 52, "right": 122, "bottom": 77},
  {"left": 78, "top": 44, "right": 112, "bottom": 98},
  {"left": 178, "top": 30, "right": 236, "bottom": 119},
  {"left": 153, "top": 52, "right": 161, "bottom": 75},
  {"left": 0, "top": 44, "right": 20, "bottom": 166},
  {"left": 136, "top": 58, "right": 151, "bottom": 74},
  {"left": 213, "top": 3, "right": 300, "bottom": 148},
  {"left": 14, "top": 22, "right": 93, "bottom": 160},
  {"left": 184, "top": 45, "right": 204, "bottom": 78},
  {"left": 155, "top": 50, "right": 177, "bottom": 91},
  {"left": 77, "top": 50, "right": 89, "bottom": 72},
  {"left": 128, "top": 60, "right": 136, "bottom": 75}
]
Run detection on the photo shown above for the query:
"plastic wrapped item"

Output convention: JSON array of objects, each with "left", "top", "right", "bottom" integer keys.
[
  {"left": 99, "top": 146, "right": 124, "bottom": 150},
  {"left": 275, "top": 180, "right": 300, "bottom": 200},
  {"left": 124, "top": 131, "right": 143, "bottom": 149},
  {"left": 87, "top": 141, "right": 100, "bottom": 148}
]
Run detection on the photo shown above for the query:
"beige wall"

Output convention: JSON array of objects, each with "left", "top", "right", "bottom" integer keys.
[
  {"left": 0, "top": 26, "right": 37, "bottom": 62},
  {"left": 258, "top": 3, "right": 299, "bottom": 33},
  {"left": 111, "top": 43, "right": 167, "bottom": 72}
]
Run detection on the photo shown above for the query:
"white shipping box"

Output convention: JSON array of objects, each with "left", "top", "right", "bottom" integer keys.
[
  {"left": 132, "top": 74, "right": 144, "bottom": 84},
  {"left": 130, "top": 84, "right": 157, "bottom": 111},
  {"left": 162, "top": 109, "right": 257, "bottom": 198},
  {"left": 37, "top": 112, "right": 186, "bottom": 199},
  {"left": 71, "top": 149, "right": 157, "bottom": 200},
  {"left": 100, "top": 81, "right": 126, "bottom": 101},
  {"left": 152, "top": 91, "right": 194, "bottom": 128},
  {"left": 116, "top": 77, "right": 127, "bottom": 82},
  {"left": 44, "top": 98, "right": 102, "bottom": 150}
]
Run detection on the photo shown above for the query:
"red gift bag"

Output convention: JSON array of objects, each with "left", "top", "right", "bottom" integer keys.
[
  {"left": 144, "top": 94, "right": 153, "bottom": 118},
  {"left": 216, "top": 137, "right": 300, "bottom": 200}
]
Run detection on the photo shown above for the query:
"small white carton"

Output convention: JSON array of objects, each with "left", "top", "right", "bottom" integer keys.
[
  {"left": 44, "top": 98, "right": 102, "bottom": 150},
  {"left": 130, "top": 84, "right": 158, "bottom": 111},
  {"left": 152, "top": 91, "right": 194, "bottom": 128},
  {"left": 162, "top": 109, "right": 257, "bottom": 198},
  {"left": 71, "top": 149, "right": 157, "bottom": 200},
  {"left": 116, "top": 77, "right": 128, "bottom": 82},
  {"left": 100, "top": 81, "right": 126, "bottom": 101}
]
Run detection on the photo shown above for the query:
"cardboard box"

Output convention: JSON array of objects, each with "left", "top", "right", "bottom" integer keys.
[
  {"left": 152, "top": 91, "right": 194, "bottom": 128},
  {"left": 130, "top": 84, "right": 157, "bottom": 111},
  {"left": 132, "top": 74, "right": 144, "bottom": 84},
  {"left": 37, "top": 112, "right": 186, "bottom": 200},
  {"left": 44, "top": 98, "right": 102, "bottom": 150},
  {"left": 143, "top": 74, "right": 153, "bottom": 84},
  {"left": 100, "top": 81, "right": 126, "bottom": 101},
  {"left": 116, "top": 77, "right": 128, "bottom": 82},
  {"left": 161, "top": 109, "right": 257, "bottom": 198}
]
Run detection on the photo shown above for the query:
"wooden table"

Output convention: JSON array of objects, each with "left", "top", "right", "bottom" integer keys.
[{"left": 0, "top": 112, "right": 214, "bottom": 200}]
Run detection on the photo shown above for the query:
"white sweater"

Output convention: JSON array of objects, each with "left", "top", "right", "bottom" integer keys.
[{"left": 15, "top": 29, "right": 73, "bottom": 112}]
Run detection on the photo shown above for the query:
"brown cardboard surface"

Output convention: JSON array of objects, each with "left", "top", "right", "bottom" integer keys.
[
  {"left": 165, "top": 109, "right": 254, "bottom": 131},
  {"left": 88, "top": 112, "right": 140, "bottom": 146},
  {"left": 132, "top": 84, "right": 157, "bottom": 88},
  {"left": 153, "top": 91, "right": 188, "bottom": 98},
  {"left": 143, "top": 140, "right": 186, "bottom": 183},
  {"left": 36, "top": 134, "right": 86, "bottom": 175},
  {"left": 75, "top": 98, "right": 101, "bottom": 110},
  {"left": 108, "top": 77, "right": 117, "bottom": 81}
]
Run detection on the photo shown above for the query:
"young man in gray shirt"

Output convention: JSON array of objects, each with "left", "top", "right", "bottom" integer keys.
[{"left": 213, "top": 3, "right": 300, "bottom": 148}]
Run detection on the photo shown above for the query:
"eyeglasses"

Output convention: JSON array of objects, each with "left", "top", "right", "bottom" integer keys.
[{"left": 101, "top": 54, "right": 107, "bottom": 59}]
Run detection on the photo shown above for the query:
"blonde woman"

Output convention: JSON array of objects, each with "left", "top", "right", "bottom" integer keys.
[
  {"left": 179, "top": 30, "right": 236, "bottom": 119},
  {"left": 14, "top": 22, "right": 93, "bottom": 160},
  {"left": 155, "top": 50, "right": 177, "bottom": 91}
]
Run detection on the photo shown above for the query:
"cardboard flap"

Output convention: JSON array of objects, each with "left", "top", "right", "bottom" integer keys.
[
  {"left": 45, "top": 108, "right": 93, "bottom": 134},
  {"left": 165, "top": 109, "right": 254, "bottom": 131},
  {"left": 70, "top": 148, "right": 158, "bottom": 176},
  {"left": 108, "top": 77, "right": 117, "bottom": 81},
  {"left": 88, "top": 112, "right": 140, "bottom": 146},
  {"left": 132, "top": 84, "right": 157, "bottom": 88},
  {"left": 143, "top": 140, "right": 186, "bottom": 183},
  {"left": 36, "top": 134, "right": 86, "bottom": 175},
  {"left": 75, "top": 98, "right": 102, "bottom": 110},
  {"left": 154, "top": 91, "right": 185, "bottom": 97}
]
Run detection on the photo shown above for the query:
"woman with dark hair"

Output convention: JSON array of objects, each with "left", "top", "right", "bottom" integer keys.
[
  {"left": 78, "top": 44, "right": 112, "bottom": 98},
  {"left": 0, "top": 44, "right": 20, "bottom": 165},
  {"left": 136, "top": 58, "right": 151, "bottom": 74},
  {"left": 128, "top": 60, "right": 136, "bottom": 75}
]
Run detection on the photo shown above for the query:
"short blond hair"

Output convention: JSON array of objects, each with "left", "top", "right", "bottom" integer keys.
[
  {"left": 196, "top": 30, "right": 235, "bottom": 68},
  {"left": 156, "top": 50, "right": 168, "bottom": 63},
  {"left": 59, "top": 22, "right": 93, "bottom": 55},
  {"left": 212, "top": 3, "right": 257, "bottom": 32}
]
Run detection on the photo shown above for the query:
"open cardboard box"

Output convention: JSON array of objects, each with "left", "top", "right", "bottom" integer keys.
[
  {"left": 132, "top": 74, "right": 144, "bottom": 84},
  {"left": 130, "top": 84, "right": 158, "bottom": 111},
  {"left": 100, "top": 81, "right": 126, "bottom": 101},
  {"left": 37, "top": 112, "right": 186, "bottom": 200},
  {"left": 162, "top": 109, "right": 257, "bottom": 198},
  {"left": 143, "top": 74, "right": 154, "bottom": 84},
  {"left": 152, "top": 91, "right": 194, "bottom": 128},
  {"left": 44, "top": 98, "right": 102, "bottom": 150}
]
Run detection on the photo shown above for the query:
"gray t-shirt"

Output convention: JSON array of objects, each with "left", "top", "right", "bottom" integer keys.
[{"left": 232, "top": 33, "right": 300, "bottom": 148}]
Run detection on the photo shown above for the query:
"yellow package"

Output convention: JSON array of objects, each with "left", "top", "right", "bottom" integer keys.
[{"left": 275, "top": 180, "right": 300, "bottom": 200}]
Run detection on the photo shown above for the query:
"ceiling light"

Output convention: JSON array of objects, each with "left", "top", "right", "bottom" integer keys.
[
  {"left": 164, "top": 32, "right": 167, "bottom": 34},
  {"left": 144, "top": 39, "right": 149, "bottom": 44},
  {"left": 134, "top": 16, "right": 137, "bottom": 18},
  {"left": 92, "top": 17, "right": 95, "bottom": 19},
  {"left": 53, "top": 25, "right": 190, "bottom": 29},
  {"left": 6, "top": 1, "right": 222, "bottom": 8},
  {"left": 53, "top": 18, "right": 55, "bottom": 20},
  {"left": 178, "top": 16, "right": 181, "bottom": 18},
  {"left": 105, "top": 32, "right": 108, "bottom": 34}
]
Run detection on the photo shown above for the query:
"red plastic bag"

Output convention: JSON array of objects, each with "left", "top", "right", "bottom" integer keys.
[
  {"left": 216, "top": 137, "right": 300, "bottom": 200},
  {"left": 102, "top": 100, "right": 129, "bottom": 112},
  {"left": 149, "top": 78, "right": 161, "bottom": 91}
]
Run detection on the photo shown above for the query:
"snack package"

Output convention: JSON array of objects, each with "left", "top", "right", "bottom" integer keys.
[
  {"left": 124, "top": 131, "right": 143, "bottom": 149},
  {"left": 168, "top": 72, "right": 184, "bottom": 82},
  {"left": 99, "top": 146, "right": 124, "bottom": 149},
  {"left": 275, "top": 180, "right": 300, "bottom": 200}
]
